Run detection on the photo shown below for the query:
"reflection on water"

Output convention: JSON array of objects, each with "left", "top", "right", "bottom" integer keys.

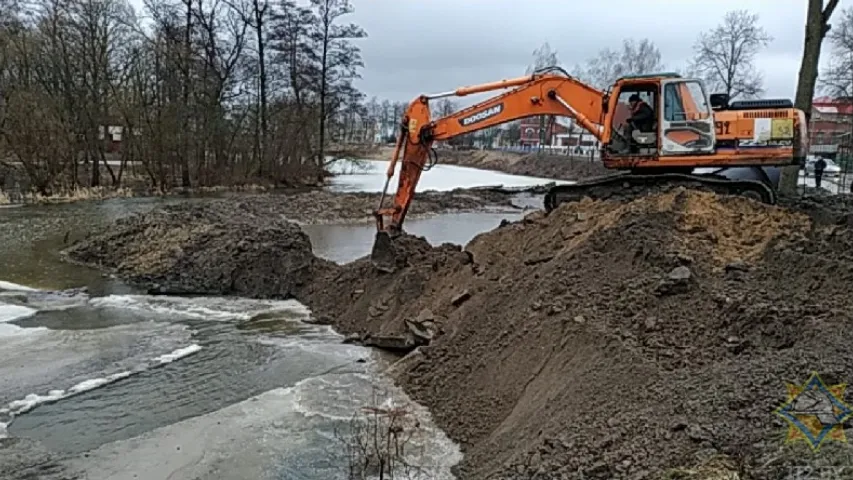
[
  {"left": 303, "top": 211, "right": 528, "bottom": 264},
  {"left": 0, "top": 197, "right": 186, "bottom": 290}
]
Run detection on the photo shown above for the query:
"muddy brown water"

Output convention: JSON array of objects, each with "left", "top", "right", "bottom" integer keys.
[{"left": 0, "top": 166, "right": 554, "bottom": 480}]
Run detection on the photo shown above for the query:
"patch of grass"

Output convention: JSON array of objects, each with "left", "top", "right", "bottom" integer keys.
[{"left": 24, "top": 186, "right": 135, "bottom": 204}]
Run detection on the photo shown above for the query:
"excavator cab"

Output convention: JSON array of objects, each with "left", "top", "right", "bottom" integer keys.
[
  {"left": 607, "top": 84, "right": 658, "bottom": 156},
  {"left": 606, "top": 75, "right": 716, "bottom": 158}
]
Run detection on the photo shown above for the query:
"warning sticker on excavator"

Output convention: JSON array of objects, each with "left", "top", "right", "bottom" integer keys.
[
  {"left": 771, "top": 118, "right": 794, "bottom": 140},
  {"left": 409, "top": 119, "right": 418, "bottom": 135}
]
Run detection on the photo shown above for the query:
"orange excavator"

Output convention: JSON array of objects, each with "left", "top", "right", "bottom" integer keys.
[{"left": 370, "top": 67, "right": 808, "bottom": 270}]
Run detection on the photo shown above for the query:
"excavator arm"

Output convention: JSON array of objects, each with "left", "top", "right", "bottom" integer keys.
[{"left": 373, "top": 69, "right": 606, "bottom": 235}]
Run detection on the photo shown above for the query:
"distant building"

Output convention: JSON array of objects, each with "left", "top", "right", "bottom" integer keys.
[
  {"left": 97, "top": 125, "right": 126, "bottom": 153},
  {"left": 519, "top": 116, "right": 571, "bottom": 146},
  {"left": 810, "top": 96, "right": 853, "bottom": 158}
]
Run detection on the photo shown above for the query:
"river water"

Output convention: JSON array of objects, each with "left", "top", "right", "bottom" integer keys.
[{"left": 0, "top": 161, "right": 560, "bottom": 479}]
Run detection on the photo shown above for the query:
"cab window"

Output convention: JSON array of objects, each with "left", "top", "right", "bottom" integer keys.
[{"left": 664, "top": 81, "right": 710, "bottom": 122}]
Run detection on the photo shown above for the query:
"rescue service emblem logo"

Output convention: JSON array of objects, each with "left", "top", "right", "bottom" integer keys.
[
  {"left": 774, "top": 371, "right": 853, "bottom": 451},
  {"left": 459, "top": 103, "right": 503, "bottom": 127}
]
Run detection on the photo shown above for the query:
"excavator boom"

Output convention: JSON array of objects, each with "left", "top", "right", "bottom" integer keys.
[
  {"left": 373, "top": 69, "right": 605, "bottom": 235},
  {"left": 370, "top": 68, "right": 806, "bottom": 271}
]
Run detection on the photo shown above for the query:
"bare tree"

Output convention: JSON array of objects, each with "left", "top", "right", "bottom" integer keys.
[
  {"left": 818, "top": 8, "right": 853, "bottom": 97},
  {"left": 306, "top": 0, "right": 366, "bottom": 167},
  {"left": 433, "top": 98, "right": 457, "bottom": 118},
  {"left": 579, "top": 38, "right": 664, "bottom": 89},
  {"left": 524, "top": 42, "right": 560, "bottom": 147},
  {"left": 526, "top": 42, "right": 559, "bottom": 74},
  {"left": 799, "top": 0, "right": 842, "bottom": 114},
  {"left": 779, "top": 0, "right": 841, "bottom": 195},
  {"left": 0, "top": 0, "right": 378, "bottom": 201},
  {"left": 689, "top": 10, "right": 772, "bottom": 100}
]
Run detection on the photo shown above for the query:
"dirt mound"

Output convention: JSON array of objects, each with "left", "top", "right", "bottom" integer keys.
[
  {"left": 61, "top": 186, "right": 522, "bottom": 296},
  {"left": 431, "top": 149, "right": 609, "bottom": 181},
  {"left": 502, "top": 153, "right": 608, "bottom": 180},
  {"left": 286, "top": 188, "right": 520, "bottom": 224},
  {"left": 62, "top": 184, "right": 853, "bottom": 478},
  {"left": 64, "top": 200, "right": 339, "bottom": 297},
  {"left": 301, "top": 233, "right": 473, "bottom": 332},
  {"left": 307, "top": 188, "right": 853, "bottom": 479}
]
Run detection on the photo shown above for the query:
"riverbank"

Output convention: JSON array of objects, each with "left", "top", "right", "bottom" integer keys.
[
  {"left": 369, "top": 145, "right": 609, "bottom": 182},
  {"left": 0, "top": 159, "right": 335, "bottom": 206},
  {"left": 59, "top": 187, "right": 522, "bottom": 297},
  {"left": 62, "top": 184, "right": 853, "bottom": 479}
]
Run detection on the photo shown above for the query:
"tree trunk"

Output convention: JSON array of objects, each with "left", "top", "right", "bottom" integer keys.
[
  {"left": 180, "top": 0, "right": 193, "bottom": 189},
  {"left": 317, "top": 0, "right": 332, "bottom": 168},
  {"left": 255, "top": 0, "right": 268, "bottom": 176},
  {"left": 779, "top": 0, "right": 840, "bottom": 195}
]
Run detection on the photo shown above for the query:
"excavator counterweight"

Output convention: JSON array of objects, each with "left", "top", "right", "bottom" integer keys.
[{"left": 370, "top": 68, "right": 807, "bottom": 270}]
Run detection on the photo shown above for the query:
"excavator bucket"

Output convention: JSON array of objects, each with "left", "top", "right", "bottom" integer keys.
[{"left": 370, "top": 230, "right": 398, "bottom": 273}]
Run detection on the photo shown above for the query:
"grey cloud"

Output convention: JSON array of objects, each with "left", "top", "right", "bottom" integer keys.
[
  {"left": 126, "top": 0, "right": 834, "bottom": 103},
  {"left": 349, "top": 0, "right": 829, "bottom": 102}
]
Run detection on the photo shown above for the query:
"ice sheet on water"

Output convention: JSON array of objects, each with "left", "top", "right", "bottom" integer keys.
[
  {"left": 0, "top": 303, "right": 44, "bottom": 337},
  {"left": 0, "top": 304, "right": 37, "bottom": 323},
  {"left": 327, "top": 160, "right": 567, "bottom": 194},
  {"left": 71, "top": 372, "right": 462, "bottom": 480},
  {"left": 153, "top": 344, "right": 202, "bottom": 364},
  {"left": 0, "top": 320, "right": 196, "bottom": 405},
  {"left": 89, "top": 294, "right": 312, "bottom": 322},
  {"left": 0, "top": 280, "right": 38, "bottom": 292},
  {"left": 1, "top": 344, "right": 202, "bottom": 431},
  {"left": 0, "top": 279, "right": 90, "bottom": 317}
]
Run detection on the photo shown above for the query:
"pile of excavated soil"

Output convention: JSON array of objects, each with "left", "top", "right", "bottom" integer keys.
[
  {"left": 372, "top": 146, "right": 609, "bottom": 182},
  {"left": 436, "top": 150, "right": 609, "bottom": 181},
  {"left": 218, "top": 188, "right": 519, "bottom": 224},
  {"left": 62, "top": 186, "right": 518, "bottom": 296},
  {"left": 497, "top": 153, "right": 608, "bottom": 180},
  {"left": 304, "top": 188, "right": 853, "bottom": 479},
  {"left": 63, "top": 200, "right": 338, "bottom": 297},
  {"left": 64, "top": 185, "right": 853, "bottom": 479}
]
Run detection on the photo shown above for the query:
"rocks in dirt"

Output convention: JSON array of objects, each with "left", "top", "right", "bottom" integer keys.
[
  {"left": 385, "top": 347, "right": 426, "bottom": 381},
  {"left": 725, "top": 259, "right": 749, "bottom": 272},
  {"left": 361, "top": 334, "right": 419, "bottom": 353},
  {"left": 62, "top": 181, "right": 853, "bottom": 479},
  {"left": 450, "top": 290, "right": 471, "bottom": 307},
  {"left": 655, "top": 265, "right": 693, "bottom": 295},
  {"left": 303, "top": 188, "right": 853, "bottom": 480},
  {"left": 404, "top": 308, "right": 439, "bottom": 343}
]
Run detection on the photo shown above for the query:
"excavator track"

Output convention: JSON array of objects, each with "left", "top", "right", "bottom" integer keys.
[{"left": 543, "top": 172, "right": 777, "bottom": 213}]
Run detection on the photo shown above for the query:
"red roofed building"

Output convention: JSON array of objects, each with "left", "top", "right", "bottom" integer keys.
[
  {"left": 519, "top": 116, "right": 571, "bottom": 146},
  {"left": 810, "top": 96, "right": 853, "bottom": 158}
]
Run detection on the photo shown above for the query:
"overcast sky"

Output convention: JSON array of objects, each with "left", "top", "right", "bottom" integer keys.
[
  {"left": 345, "top": 0, "right": 838, "bottom": 103},
  {"left": 126, "top": 0, "right": 842, "bottom": 103}
]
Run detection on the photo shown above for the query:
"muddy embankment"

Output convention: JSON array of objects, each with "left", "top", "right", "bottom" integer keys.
[
  {"left": 372, "top": 145, "right": 608, "bottom": 182},
  {"left": 62, "top": 187, "right": 520, "bottom": 296},
  {"left": 65, "top": 186, "right": 853, "bottom": 479}
]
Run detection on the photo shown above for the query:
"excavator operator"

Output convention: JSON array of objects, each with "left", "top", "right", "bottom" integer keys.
[{"left": 627, "top": 94, "right": 655, "bottom": 133}]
